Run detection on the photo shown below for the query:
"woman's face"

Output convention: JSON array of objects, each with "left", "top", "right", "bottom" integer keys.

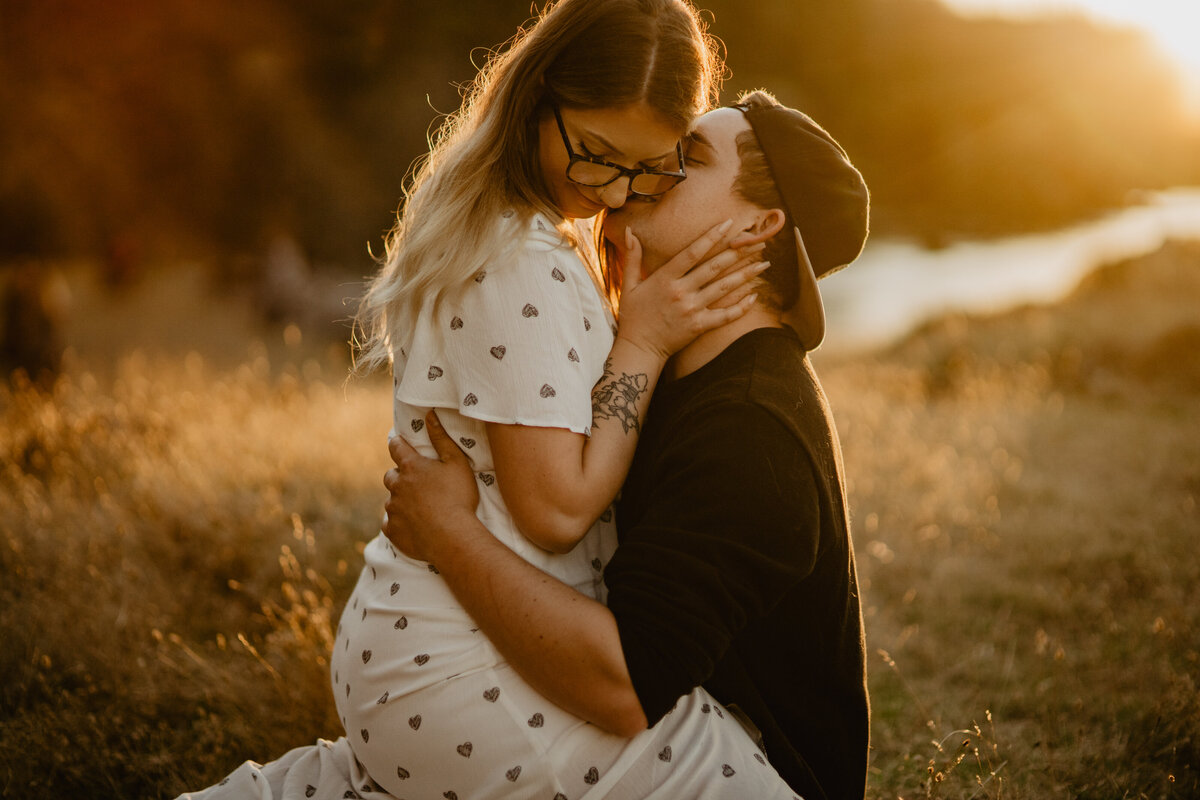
[{"left": 538, "top": 102, "right": 684, "bottom": 220}]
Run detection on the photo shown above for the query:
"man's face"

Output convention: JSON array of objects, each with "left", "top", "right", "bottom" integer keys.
[{"left": 602, "top": 107, "right": 761, "bottom": 274}]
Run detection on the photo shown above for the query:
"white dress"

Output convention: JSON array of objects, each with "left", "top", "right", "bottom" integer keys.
[{"left": 178, "top": 212, "right": 800, "bottom": 800}]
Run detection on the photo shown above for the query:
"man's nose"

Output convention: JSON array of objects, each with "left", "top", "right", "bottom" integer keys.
[{"left": 597, "top": 175, "right": 633, "bottom": 209}]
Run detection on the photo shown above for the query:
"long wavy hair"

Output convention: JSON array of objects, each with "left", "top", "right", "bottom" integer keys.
[{"left": 354, "top": 0, "right": 723, "bottom": 373}]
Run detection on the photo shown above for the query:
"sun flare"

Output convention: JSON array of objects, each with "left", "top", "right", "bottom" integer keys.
[{"left": 941, "top": 0, "right": 1200, "bottom": 111}]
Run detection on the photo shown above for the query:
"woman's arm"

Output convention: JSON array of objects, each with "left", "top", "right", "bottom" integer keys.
[{"left": 491, "top": 221, "right": 768, "bottom": 552}]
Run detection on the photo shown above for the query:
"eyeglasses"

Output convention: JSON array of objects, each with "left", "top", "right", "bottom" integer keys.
[{"left": 552, "top": 103, "right": 686, "bottom": 197}]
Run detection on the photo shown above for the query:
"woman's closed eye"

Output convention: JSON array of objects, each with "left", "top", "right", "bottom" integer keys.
[
  {"left": 579, "top": 142, "right": 671, "bottom": 172},
  {"left": 578, "top": 142, "right": 604, "bottom": 160}
]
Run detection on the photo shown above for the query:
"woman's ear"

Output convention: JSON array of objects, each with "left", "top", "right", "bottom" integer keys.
[{"left": 730, "top": 208, "right": 786, "bottom": 248}]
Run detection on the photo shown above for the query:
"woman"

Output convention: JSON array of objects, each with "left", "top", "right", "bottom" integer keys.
[{"left": 181, "top": 2, "right": 792, "bottom": 798}]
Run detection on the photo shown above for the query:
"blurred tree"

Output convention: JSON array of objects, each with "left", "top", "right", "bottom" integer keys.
[
  {"left": 0, "top": 0, "right": 1196, "bottom": 267},
  {"left": 704, "top": 0, "right": 1197, "bottom": 240},
  {"left": 0, "top": 0, "right": 530, "bottom": 271},
  {"left": 0, "top": 262, "right": 67, "bottom": 383}
]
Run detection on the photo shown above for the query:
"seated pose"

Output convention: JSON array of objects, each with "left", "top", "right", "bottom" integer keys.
[
  {"left": 178, "top": 3, "right": 800, "bottom": 799},
  {"left": 383, "top": 89, "right": 872, "bottom": 800}
]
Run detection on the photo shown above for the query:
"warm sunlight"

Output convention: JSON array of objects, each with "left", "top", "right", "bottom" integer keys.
[
  {"left": 943, "top": 0, "right": 1200, "bottom": 108},
  {"left": 6, "top": 2, "right": 1200, "bottom": 797}
]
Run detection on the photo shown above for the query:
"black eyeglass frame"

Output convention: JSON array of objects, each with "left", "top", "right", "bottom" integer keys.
[{"left": 551, "top": 103, "right": 687, "bottom": 198}]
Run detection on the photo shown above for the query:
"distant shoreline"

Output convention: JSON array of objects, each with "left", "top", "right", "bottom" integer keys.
[{"left": 820, "top": 188, "right": 1200, "bottom": 355}]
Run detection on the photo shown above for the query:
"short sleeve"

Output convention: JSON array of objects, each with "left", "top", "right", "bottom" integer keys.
[
  {"left": 395, "top": 215, "right": 614, "bottom": 435},
  {"left": 604, "top": 402, "right": 821, "bottom": 724}
]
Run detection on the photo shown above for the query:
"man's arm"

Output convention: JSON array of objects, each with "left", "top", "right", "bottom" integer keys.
[{"left": 383, "top": 411, "right": 648, "bottom": 736}]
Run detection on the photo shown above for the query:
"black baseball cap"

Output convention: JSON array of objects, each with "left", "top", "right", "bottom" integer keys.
[{"left": 734, "top": 97, "right": 870, "bottom": 350}]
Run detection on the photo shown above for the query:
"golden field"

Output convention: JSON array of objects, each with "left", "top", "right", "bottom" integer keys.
[{"left": 2, "top": 241, "right": 1198, "bottom": 798}]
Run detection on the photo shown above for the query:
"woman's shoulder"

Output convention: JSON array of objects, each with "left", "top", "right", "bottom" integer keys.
[
  {"left": 500, "top": 208, "right": 576, "bottom": 253},
  {"left": 478, "top": 208, "right": 594, "bottom": 284}
]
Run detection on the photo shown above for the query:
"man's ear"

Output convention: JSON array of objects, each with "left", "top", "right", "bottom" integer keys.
[{"left": 729, "top": 208, "right": 786, "bottom": 248}]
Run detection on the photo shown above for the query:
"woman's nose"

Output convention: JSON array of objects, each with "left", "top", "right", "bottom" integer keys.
[{"left": 597, "top": 176, "right": 633, "bottom": 209}]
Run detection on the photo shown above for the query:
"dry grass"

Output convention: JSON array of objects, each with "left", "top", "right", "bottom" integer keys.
[
  {"left": 2, "top": 242, "right": 1198, "bottom": 798},
  {"left": 820, "top": 240, "right": 1200, "bottom": 798},
  {"left": 0, "top": 350, "right": 393, "bottom": 795}
]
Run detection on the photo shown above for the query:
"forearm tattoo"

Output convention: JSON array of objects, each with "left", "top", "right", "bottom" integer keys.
[{"left": 591, "top": 357, "right": 649, "bottom": 435}]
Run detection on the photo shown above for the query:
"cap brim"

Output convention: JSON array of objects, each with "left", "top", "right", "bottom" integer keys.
[{"left": 782, "top": 226, "right": 825, "bottom": 351}]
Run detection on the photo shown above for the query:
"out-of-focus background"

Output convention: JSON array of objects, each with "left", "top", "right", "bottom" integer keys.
[
  {"left": 3, "top": 0, "right": 1199, "bottom": 367},
  {"left": 1, "top": 1, "right": 1197, "bottom": 797}
]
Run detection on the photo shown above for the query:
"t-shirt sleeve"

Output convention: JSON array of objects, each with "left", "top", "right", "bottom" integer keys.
[
  {"left": 395, "top": 233, "right": 605, "bottom": 435},
  {"left": 604, "top": 402, "right": 822, "bottom": 724}
]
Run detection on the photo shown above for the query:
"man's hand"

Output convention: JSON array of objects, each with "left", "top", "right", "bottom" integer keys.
[
  {"left": 383, "top": 412, "right": 646, "bottom": 736},
  {"left": 383, "top": 410, "right": 480, "bottom": 563}
]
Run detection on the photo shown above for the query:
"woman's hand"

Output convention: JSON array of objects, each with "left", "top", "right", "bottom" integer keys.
[
  {"left": 383, "top": 410, "right": 481, "bottom": 563},
  {"left": 614, "top": 219, "right": 770, "bottom": 361}
]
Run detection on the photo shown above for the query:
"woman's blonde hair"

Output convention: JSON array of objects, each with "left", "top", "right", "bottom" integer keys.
[{"left": 354, "top": 0, "right": 722, "bottom": 373}]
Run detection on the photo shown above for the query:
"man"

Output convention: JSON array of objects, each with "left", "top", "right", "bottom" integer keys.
[{"left": 382, "top": 90, "right": 870, "bottom": 799}]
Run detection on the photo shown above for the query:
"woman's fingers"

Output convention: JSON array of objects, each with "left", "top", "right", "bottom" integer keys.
[
  {"left": 719, "top": 281, "right": 760, "bottom": 310},
  {"left": 727, "top": 232, "right": 761, "bottom": 250},
  {"left": 678, "top": 240, "right": 766, "bottom": 293},
  {"left": 695, "top": 291, "right": 760, "bottom": 328},
  {"left": 620, "top": 227, "right": 643, "bottom": 294},
  {"left": 697, "top": 260, "right": 770, "bottom": 309},
  {"left": 614, "top": 222, "right": 776, "bottom": 358},
  {"left": 656, "top": 218, "right": 734, "bottom": 280}
]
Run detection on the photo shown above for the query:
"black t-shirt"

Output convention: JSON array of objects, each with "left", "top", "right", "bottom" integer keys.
[{"left": 606, "top": 326, "right": 869, "bottom": 800}]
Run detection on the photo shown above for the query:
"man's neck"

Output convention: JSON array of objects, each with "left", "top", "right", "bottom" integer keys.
[{"left": 666, "top": 305, "right": 784, "bottom": 381}]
